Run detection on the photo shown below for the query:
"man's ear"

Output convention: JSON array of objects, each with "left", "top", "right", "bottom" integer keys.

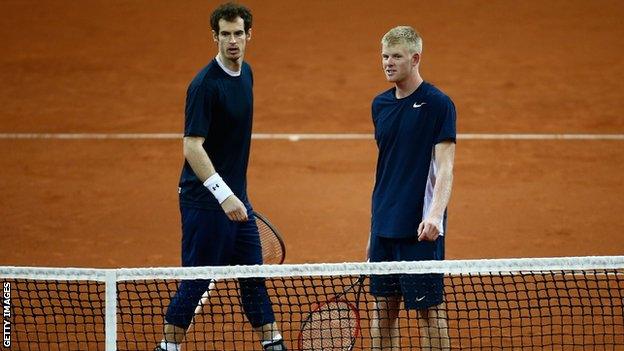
[
  {"left": 412, "top": 52, "right": 421, "bottom": 66},
  {"left": 246, "top": 28, "right": 252, "bottom": 41},
  {"left": 212, "top": 30, "right": 218, "bottom": 43}
]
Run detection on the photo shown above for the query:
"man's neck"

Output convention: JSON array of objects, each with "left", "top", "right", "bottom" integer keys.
[
  {"left": 216, "top": 53, "right": 242, "bottom": 74},
  {"left": 395, "top": 73, "right": 423, "bottom": 99}
]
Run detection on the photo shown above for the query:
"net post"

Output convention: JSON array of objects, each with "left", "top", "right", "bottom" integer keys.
[{"left": 105, "top": 269, "right": 117, "bottom": 351}]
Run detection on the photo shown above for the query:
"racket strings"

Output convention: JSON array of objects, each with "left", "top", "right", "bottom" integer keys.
[
  {"left": 299, "top": 300, "right": 359, "bottom": 350},
  {"left": 255, "top": 215, "right": 285, "bottom": 264}
]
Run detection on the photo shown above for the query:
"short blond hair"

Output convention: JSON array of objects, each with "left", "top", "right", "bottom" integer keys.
[{"left": 381, "top": 26, "right": 422, "bottom": 54}]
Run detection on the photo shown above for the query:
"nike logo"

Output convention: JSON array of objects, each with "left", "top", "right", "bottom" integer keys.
[
  {"left": 413, "top": 102, "right": 427, "bottom": 108},
  {"left": 415, "top": 295, "right": 426, "bottom": 302}
]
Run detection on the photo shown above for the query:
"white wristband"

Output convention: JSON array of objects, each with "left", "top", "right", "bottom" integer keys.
[{"left": 203, "top": 173, "right": 234, "bottom": 204}]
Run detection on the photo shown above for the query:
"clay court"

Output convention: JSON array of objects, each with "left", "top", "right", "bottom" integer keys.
[{"left": 1, "top": 1, "right": 624, "bottom": 350}]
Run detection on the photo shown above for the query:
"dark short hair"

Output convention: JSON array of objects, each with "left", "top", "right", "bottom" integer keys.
[{"left": 210, "top": 2, "right": 252, "bottom": 33}]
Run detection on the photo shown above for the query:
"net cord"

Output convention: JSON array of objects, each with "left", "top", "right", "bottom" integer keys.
[{"left": 1, "top": 256, "right": 623, "bottom": 281}]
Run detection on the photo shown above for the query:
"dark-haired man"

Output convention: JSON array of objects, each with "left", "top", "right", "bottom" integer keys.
[{"left": 155, "top": 3, "right": 286, "bottom": 351}]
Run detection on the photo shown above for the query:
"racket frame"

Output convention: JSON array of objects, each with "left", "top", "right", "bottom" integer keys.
[
  {"left": 296, "top": 275, "right": 366, "bottom": 350},
  {"left": 254, "top": 211, "right": 287, "bottom": 265}
]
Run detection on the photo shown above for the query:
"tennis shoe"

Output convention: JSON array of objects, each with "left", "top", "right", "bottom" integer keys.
[{"left": 263, "top": 339, "right": 287, "bottom": 350}]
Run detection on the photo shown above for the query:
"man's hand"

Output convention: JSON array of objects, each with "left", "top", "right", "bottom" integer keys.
[
  {"left": 221, "top": 195, "right": 248, "bottom": 222},
  {"left": 417, "top": 218, "right": 441, "bottom": 241}
]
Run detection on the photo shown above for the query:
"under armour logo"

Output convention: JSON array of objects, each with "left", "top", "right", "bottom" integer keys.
[{"left": 211, "top": 184, "right": 220, "bottom": 191}]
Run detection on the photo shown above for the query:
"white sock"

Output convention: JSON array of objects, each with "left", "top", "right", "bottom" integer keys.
[
  {"left": 160, "top": 340, "right": 181, "bottom": 351},
  {"left": 261, "top": 333, "right": 283, "bottom": 346}
]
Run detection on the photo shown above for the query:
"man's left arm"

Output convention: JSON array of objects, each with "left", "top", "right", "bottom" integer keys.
[{"left": 417, "top": 141, "right": 455, "bottom": 241}]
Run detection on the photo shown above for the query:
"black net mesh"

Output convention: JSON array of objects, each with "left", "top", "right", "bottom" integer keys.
[
  {"left": 7, "top": 279, "right": 105, "bottom": 350},
  {"left": 117, "top": 270, "right": 624, "bottom": 350},
  {"left": 2, "top": 260, "right": 624, "bottom": 350}
]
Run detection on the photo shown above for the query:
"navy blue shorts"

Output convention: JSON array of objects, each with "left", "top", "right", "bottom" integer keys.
[
  {"left": 180, "top": 206, "right": 264, "bottom": 266},
  {"left": 369, "top": 234, "right": 445, "bottom": 310},
  {"left": 165, "top": 207, "right": 275, "bottom": 329}
]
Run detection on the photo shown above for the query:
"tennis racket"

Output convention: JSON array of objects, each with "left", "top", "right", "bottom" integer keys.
[
  {"left": 255, "top": 211, "right": 286, "bottom": 265},
  {"left": 193, "top": 211, "right": 286, "bottom": 315},
  {"left": 297, "top": 275, "right": 366, "bottom": 351}
]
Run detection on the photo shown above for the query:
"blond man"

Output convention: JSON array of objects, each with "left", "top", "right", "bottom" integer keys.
[{"left": 368, "top": 26, "right": 456, "bottom": 350}]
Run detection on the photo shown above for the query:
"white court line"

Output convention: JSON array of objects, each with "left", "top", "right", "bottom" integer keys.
[
  {"left": 460, "top": 133, "right": 624, "bottom": 140},
  {"left": 0, "top": 133, "right": 181, "bottom": 140},
  {"left": 0, "top": 133, "right": 623, "bottom": 140}
]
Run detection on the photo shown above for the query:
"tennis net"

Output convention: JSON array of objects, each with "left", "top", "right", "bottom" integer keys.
[{"left": 1, "top": 256, "right": 623, "bottom": 350}]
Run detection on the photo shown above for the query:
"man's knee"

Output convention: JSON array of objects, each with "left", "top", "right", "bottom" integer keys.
[
  {"left": 374, "top": 296, "right": 401, "bottom": 310},
  {"left": 373, "top": 296, "right": 401, "bottom": 327}
]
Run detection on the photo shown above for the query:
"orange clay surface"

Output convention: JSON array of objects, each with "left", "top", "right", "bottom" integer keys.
[{"left": 1, "top": 0, "right": 624, "bottom": 268}]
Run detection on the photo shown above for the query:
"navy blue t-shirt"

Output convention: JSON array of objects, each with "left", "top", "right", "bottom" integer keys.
[
  {"left": 179, "top": 59, "right": 254, "bottom": 210},
  {"left": 371, "top": 81, "right": 456, "bottom": 238}
]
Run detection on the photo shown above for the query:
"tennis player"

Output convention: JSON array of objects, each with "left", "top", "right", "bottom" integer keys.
[
  {"left": 155, "top": 3, "right": 286, "bottom": 351},
  {"left": 368, "top": 26, "right": 456, "bottom": 350}
]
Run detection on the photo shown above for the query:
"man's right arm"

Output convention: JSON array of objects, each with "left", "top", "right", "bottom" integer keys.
[
  {"left": 183, "top": 136, "right": 216, "bottom": 180},
  {"left": 183, "top": 136, "right": 248, "bottom": 221}
]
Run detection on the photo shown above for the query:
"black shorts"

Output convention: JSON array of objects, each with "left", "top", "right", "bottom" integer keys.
[
  {"left": 180, "top": 206, "right": 263, "bottom": 266},
  {"left": 369, "top": 234, "right": 445, "bottom": 310}
]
